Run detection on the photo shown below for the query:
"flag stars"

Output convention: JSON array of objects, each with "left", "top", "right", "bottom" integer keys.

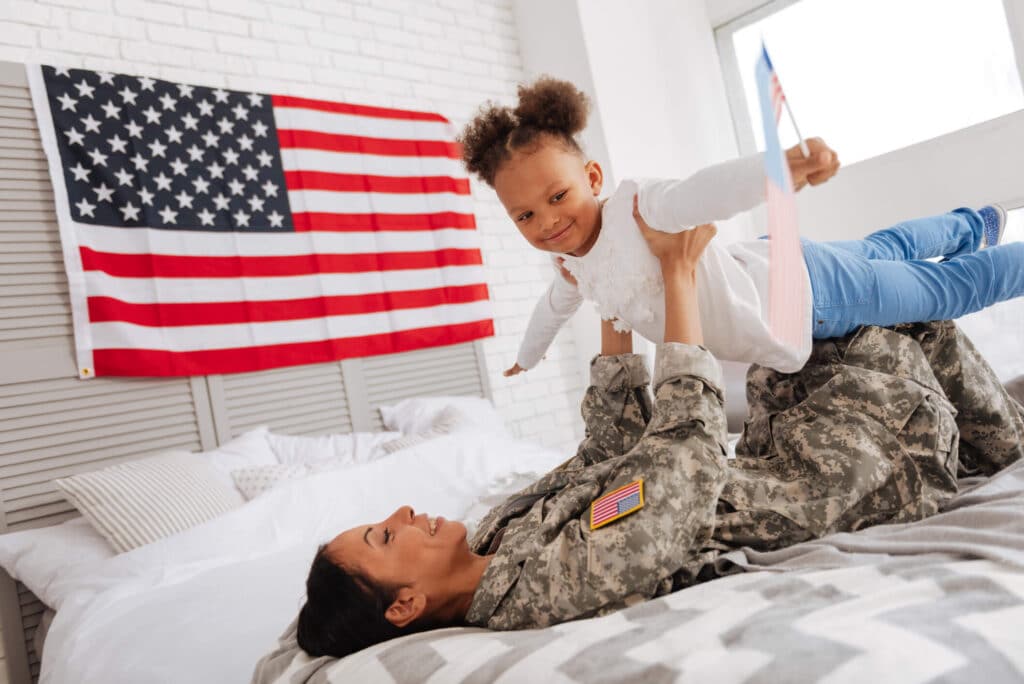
[
  {"left": 247, "top": 92, "right": 262, "bottom": 107},
  {"left": 138, "top": 75, "right": 156, "bottom": 91},
  {"left": 158, "top": 205, "right": 178, "bottom": 224},
  {"left": 237, "top": 134, "right": 254, "bottom": 152},
  {"left": 165, "top": 125, "right": 183, "bottom": 144},
  {"left": 191, "top": 177, "right": 210, "bottom": 194},
  {"left": 107, "top": 134, "right": 128, "bottom": 153},
  {"left": 233, "top": 209, "right": 250, "bottom": 225},
  {"left": 176, "top": 83, "right": 195, "bottom": 98},
  {"left": 251, "top": 121, "right": 268, "bottom": 137},
  {"left": 87, "top": 147, "right": 109, "bottom": 167},
  {"left": 53, "top": 67, "right": 71, "bottom": 78},
  {"left": 97, "top": 72, "right": 115, "bottom": 85},
  {"left": 159, "top": 92, "right": 177, "bottom": 111},
  {"left": 69, "top": 162, "right": 90, "bottom": 182},
  {"left": 100, "top": 100, "right": 121, "bottom": 119},
  {"left": 185, "top": 144, "right": 204, "bottom": 162},
  {"left": 227, "top": 178, "right": 245, "bottom": 196},
  {"left": 197, "top": 208, "right": 216, "bottom": 226},
  {"left": 81, "top": 114, "right": 101, "bottom": 133},
  {"left": 174, "top": 190, "right": 194, "bottom": 209},
  {"left": 125, "top": 120, "right": 144, "bottom": 138},
  {"left": 141, "top": 106, "right": 161, "bottom": 124},
  {"left": 222, "top": 148, "right": 239, "bottom": 165},
  {"left": 232, "top": 103, "right": 249, "bottom": 120},
  {"left": 241, "top": 164, "right": 258, "bottom": 181},
  {"left": 256, "top": 150, "right": 273, "bottom": 168},
  {"left": 130, "top": 153, "right": 149, "bottom": 171},
  {"left": 75, "top": 197, "right": 97, "bottom": 218},
  {"left": 247, "top": 195, "right": 265, "bottom": 213},
  {"left": 170, "top": 157, "right": 188, "bottom": 176},
  {"left": 74, "top": 78, "right": 95, "bottom": 99},
  {"left": 148, "top": 139, "right": 168, "bottom": 158},
  {"left": 114, "top": 168, "right": 134, "bottom": 186},
  {"left": 207, "top": 161, "right": 225, "bottom": 179},
  {"left": 212, "top": 193, "right": 230, "bottom": 211},
  {"left": 201, "top": 130, "right": 219, "bottom": 148},
  {"left": 119, "top": 202, "right": 141, "bottom": 222},
  {"left": 267, "top": 210, "right": 284, "bottom": 228},
  {"left": 64, "top": 127, "right": 85, "bottom": 146},
  {"left": 153, "top": 172, "right": 172, "bottom": 191},
  {"left": 93, "top": 183, "right": 114, "bottom": 203},
  {"left": 216, "top": 116, "right": 235, "bottom": 134},
  {"left": 261, "top": 180, "right": 278, "bottom": 197},
  {"left": 138, "top": 187, "right": 154, "bottom": 206},
  {"left": 181, "top": 112, "right": 199, "bottom": 131},
  {"left": 212, "top": 88, "right": 229, "bottom": 103},
  {"left": 197, "top": 99, "right": 214, "bottom": 116},
  {"left": 119, "top": 86, "right": 138, "bottom": 105},
  {"left": 57, "top": 92, "right": 77, "bottom": 111}
]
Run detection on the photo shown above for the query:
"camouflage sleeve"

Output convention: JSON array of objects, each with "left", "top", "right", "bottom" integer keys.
[
  {"left": 567, "top": 353, "right": 653, "bottom": 467},
  {"left": 504, "top": 344, "right": 729, "bottom": 628}
]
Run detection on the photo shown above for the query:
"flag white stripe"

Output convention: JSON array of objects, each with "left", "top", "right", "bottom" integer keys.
[
  {"left": 287, "top": 189, "right": 473, "bottom": 215},
  {"left": 83, "top": 265, "right": 489, "bottom": 304},
  {"left": 76, "top": 223, "right": 482, "bottom": 256},
  {"left": 279, "top": 148, "right": 464, "bottom": 178},
  {"left": 272, "top": 106, "right": 454, "bottom": 142},
  {"left": 89, "top": 300, "right": 493, "bottom": 351}
]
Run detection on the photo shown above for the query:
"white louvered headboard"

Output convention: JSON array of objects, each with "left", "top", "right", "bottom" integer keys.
[{"left": 0, "top": 60, "right": 492, "bottom": 684}]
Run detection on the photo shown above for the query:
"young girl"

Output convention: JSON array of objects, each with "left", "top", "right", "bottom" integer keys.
[{"left": 459, "top": 77, "right": 1018, "bottom": 375}]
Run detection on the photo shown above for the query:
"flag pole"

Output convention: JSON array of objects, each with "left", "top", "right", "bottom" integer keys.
[{"left": 761, "top": 38, "right": 810, "bottom": 158}]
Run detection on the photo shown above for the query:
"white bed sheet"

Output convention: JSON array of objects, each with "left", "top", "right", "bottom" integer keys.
[{"left": 39, "top": 429, "right": 566, "bottom": 684}]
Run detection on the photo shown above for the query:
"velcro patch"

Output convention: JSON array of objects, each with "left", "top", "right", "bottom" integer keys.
[{"left": 590, "top": 479, "right": 644, "bottom": 530}]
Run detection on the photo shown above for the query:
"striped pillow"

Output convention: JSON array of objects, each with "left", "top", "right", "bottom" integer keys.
[{"left": 55, "top": 451, "right": 244, "bottom": 553}]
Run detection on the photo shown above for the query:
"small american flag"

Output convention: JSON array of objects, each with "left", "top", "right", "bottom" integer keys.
[
  {"left": 754, "top": 43, "right": 806, "bottom": 351},
  {"left": 28, "top": 65, "right": 493, "bottom": 378},
  {"left": 590, "top": 480, "right": 644, "bottom": 530}
]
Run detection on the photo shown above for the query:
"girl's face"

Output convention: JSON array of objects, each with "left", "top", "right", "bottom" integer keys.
[{"left": 492, "top": 139, "right": 604, "bottom": 256}]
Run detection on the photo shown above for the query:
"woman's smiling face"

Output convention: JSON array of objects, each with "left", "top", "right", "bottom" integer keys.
[{"left": 492, "top": 138, "right": 604, "bottom": 257}]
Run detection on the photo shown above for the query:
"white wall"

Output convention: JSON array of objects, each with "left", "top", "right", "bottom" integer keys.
[{"left": 0, "top": 0, "right": 587, "bottom": 454}]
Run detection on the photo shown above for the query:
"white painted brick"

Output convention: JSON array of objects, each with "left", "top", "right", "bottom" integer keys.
[
  {"left": 327, "top": 52, "right": 382, "bottom": 74},
  {"left": 277, "top": 45, "right": 332, "bottom": 67},
  {"left": 1, "top": 0, "right": 54, "bottom": 25},
  {"left": 113, "top": 0, "right": 183, "bottom": 24},
  {"left": 41, "top": 0, "right": 113, "bottom": 9},
  {"left": 363, "top": 73, "right": 411, "bottom": 95},
  {"left": 248, "top": 19, "right": 305, "bottom": 45},
  {"left": 67, "top": 10, "right": 144, "bottom": 38},
  {"left": 184, "top": 9, "right": 248, "bottom": 36},
  {"left": 0, "top": 21, "right": 37, "bottom": 46},
  {"left": 302, "top": 0, "right": 354, "bottom": 17},
  {"left": 305, "top": 29, "right": 358, "bottom": 52},
  {"left": 321, "top": 14, "right": 373, "bottom": 37},
  {"left": 215, "top": 33, "right": 266, "bottom": 57},
  {"left": 190, "top": 52, "right": 252, "bottom": 75},
  {"left": 359, "top": 38, "right": 402, "bottom": 60},
  {"left": 402, "top": 15, "right": 441, "bottom": 37},
  {"left": 372, "top": 25, "right": 419, "bottom": 47},
  {"left": 312, "top": 65, "right": 367, "bottom": 89},
  {"left": 213, "top": 0, "right": 268, "bottom": 20},
  {"left": 39, "top": 29, "right": 118, "bottom": 57},
  {"left": 254, "top": 57, "right": 312, "bottom": 82},
  {"left": 146, "top": 23, "right": 215, "bottom": 50},
  {"left": 267, "top": 4, "right": 322, "bottom": 29},
  {"left": 353, "top": 5, "right": 400, "bottom": 28}
]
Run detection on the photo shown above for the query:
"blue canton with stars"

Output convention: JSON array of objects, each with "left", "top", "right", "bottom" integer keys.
[{"left": 42, "top": 65, "right": 293, "bottom": 232}]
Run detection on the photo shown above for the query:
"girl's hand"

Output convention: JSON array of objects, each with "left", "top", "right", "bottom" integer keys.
[
  {"left": 503, "top": 363, "right": 525, "bottom": 377},
  {"left": 633, "top": 194, "right": 716, "bottom": 271},
  {"left": 555, "top": 257, "right": 578, "bottom": 286}
]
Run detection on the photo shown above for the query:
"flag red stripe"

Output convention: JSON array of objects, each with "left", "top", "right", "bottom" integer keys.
[
  {"left": 87, "top": 284, "right": 491, "bottom": 326},
  {"left": 271, "top": 94, "right": 449, "bottom": 123},
  {"left": 283, "top": 170, "right": 470, "bottom": 195},
  {"left": 276, "top": 129, "right": 461, "bottom": 159},
  {"left": 291, "top": 211, "right": 477, "bottom": 231},
  {"left": 91, "top": 319, "right": 494, "bottom": 376},
  {"left": 79, "top": 246, "right": 483, "bottom": 278}
]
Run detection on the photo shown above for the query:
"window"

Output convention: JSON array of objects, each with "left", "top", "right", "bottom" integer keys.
[{"left": 717, "top": 0, "right": 1024, "bottom": 164}]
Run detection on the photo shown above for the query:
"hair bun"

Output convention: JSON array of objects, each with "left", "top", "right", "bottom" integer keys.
[{"left": 513, "top": 76, "right": 589, "bottom": 136}]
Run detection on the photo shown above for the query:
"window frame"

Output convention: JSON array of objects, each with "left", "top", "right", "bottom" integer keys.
[{"left": 712, "top": 0, "right": 1024, "bottom": 161}]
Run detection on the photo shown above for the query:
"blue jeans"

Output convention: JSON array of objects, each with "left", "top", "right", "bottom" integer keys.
[{"left": 804, "top": 208, "right": 1024, "bottom": 339}]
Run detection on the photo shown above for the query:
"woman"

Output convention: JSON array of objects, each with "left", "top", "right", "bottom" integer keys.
[{"left": 294, "top": 210, "right": 1024, "bottom": 659}]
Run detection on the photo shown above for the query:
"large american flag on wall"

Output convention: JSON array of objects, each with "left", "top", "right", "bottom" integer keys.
[{"left": 27, "top": 65, "right": 493, "bottom": 378}]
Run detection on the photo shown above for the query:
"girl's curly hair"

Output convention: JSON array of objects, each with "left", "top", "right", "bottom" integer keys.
[{"left": 458, "top": 77, "right": 590, "bottom": 186}]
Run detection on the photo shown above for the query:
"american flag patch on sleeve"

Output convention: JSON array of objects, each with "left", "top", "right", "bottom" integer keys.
[{"left": 590, "top": 480, "right": 644, "bottom": 530}]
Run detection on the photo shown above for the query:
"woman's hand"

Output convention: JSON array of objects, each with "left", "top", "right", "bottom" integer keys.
[
  {"left": 787, "top": 137, "right": 840, "bottom": 191},
  {"left": 555, "top": 257, "right": 578, "bottom": 286},
  {"left": 633, "top": 194, "right": 716, "bottom": 273},
  {"left": 503, "top": 363, "right": 525, "bottom": 377}
]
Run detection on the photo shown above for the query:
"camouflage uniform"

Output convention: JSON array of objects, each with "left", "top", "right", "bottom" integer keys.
[{"left": 465, "top": 321, "right": 1024, "bottom": 631}]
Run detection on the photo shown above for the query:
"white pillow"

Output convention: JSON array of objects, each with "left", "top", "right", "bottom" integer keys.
[
  {"left": 379, "top": 396, "right": 508, "bottom": 436},
  {"left": 204, "top": 427, "right": 280, "bottom": 491},
  {"left": 231, "top": 458, "right": 355, "bottom": 500},
  {"left": 56, "top": 452, "right": 245, "bottom": 553},
  {"left": 266, "top": 431, "right": 401, "bottom": 467},
  {"left": 0, "top": 517, "right": 114, "bottom": 607}
]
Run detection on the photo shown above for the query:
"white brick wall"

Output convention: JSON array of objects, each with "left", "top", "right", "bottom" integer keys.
[{"left": 0, "top": 0, "right": 587, "bottom": 453}]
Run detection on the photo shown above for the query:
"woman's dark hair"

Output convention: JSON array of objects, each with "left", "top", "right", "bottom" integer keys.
[
  {"left": 458, "top": 76, "right": 591, "bottom": 186},
  {"left": 296, "top": 544, "right": 406, "bottom": 658}
]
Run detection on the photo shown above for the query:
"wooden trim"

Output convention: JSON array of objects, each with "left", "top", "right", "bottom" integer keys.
[{"left": 0, "top": 570, "right": 30, "bottom": 684}]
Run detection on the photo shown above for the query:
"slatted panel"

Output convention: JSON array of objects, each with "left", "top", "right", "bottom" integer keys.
[
  {"left": 0, "top": 75, "right": 71, "bottom": 354},
  {"left": 217, "top": 362, "right": 352, "bottom": 438},
  {"left": 0, "top": 375, "right": 205, "bottom": 532},
  {"left": 361, "top": 342, "right": 487, "bottom": 431},
  {"left": 15, "top": 585, "right": 39, "bottom": 681}
]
